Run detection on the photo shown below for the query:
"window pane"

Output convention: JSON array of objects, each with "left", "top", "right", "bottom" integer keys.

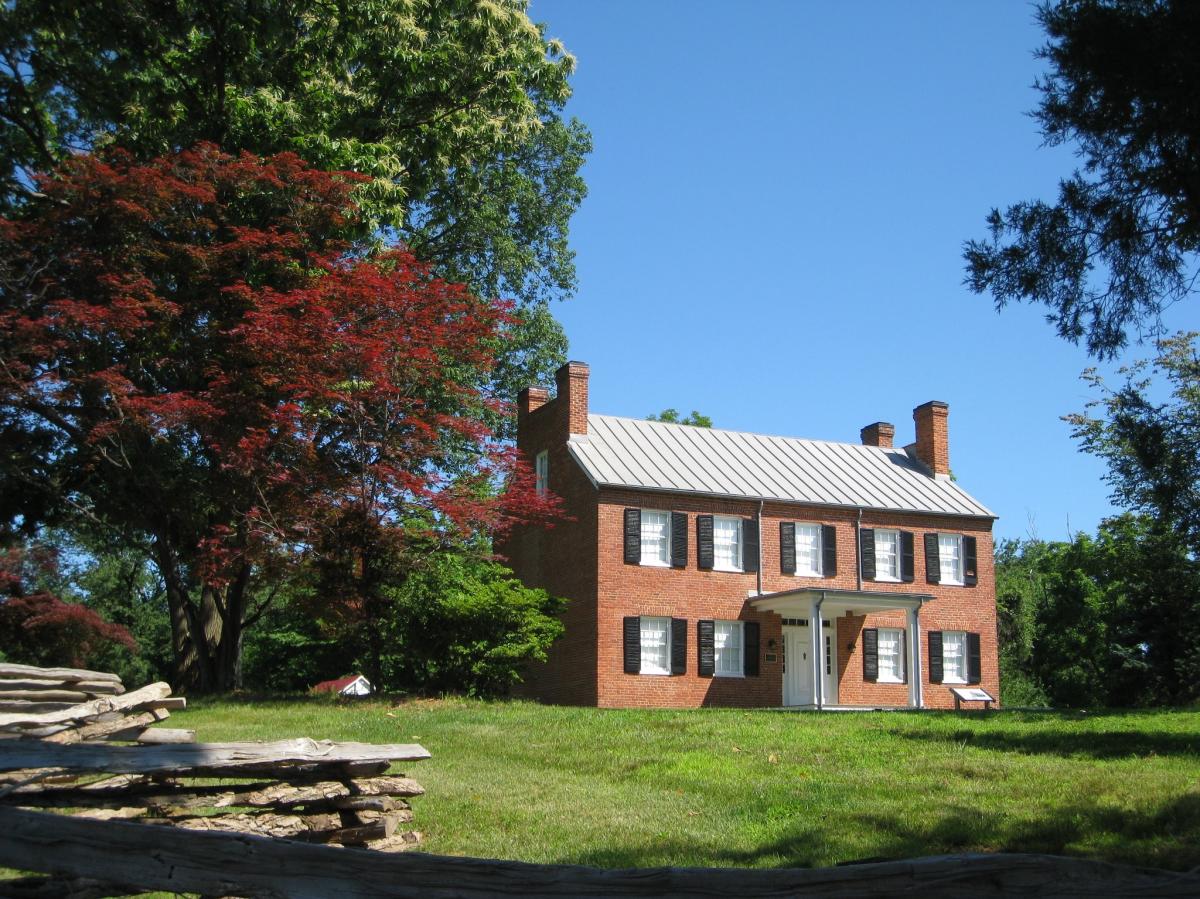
[
  {"left": 640, "top": 616, "right": 670, "bottom": 675},
  {"left": 535, "top": 451, "right": 548, "bottom": 496},
  {"left": 943, "top": 630, "right": 966, "bottom": 683},
  {"left": 641, "top": 510, "right": 670, "bottom": 565},
  {"left": 875, "top": 530, "right": 899, "bottom": 579},
  {"left": 878, "top": 627, "right": 905, "bottom": 682},
  {"left": 714, "top": 620, "right": 743, "bottom": 676},
  {"left": 796, "top": 524, "right": 822, "bottom": 576},
  {"left": 939, "top": 534, "right": 962, "bottom": 584},
  {"left": 714, "top": 517, "right": 741, "bottom": 570}
]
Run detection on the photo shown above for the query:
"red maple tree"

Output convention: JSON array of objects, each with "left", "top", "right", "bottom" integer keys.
[
  {"left": 0, "top": 145, "right": 559, "bottom": 691},
  {"left": 0, "top": 548, "right": 137, "bottom": 669}
]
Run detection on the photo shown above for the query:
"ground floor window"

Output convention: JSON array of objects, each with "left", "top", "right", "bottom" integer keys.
[
  {"left": 640, "top": 616, "right": 671, "bottom": 675},
  {"left": 714, "top": 620, "right": 744, "bottom": 676},
  {"left": 877, "top": 627, "right": 905, "bottom": 683},
  {"left": 942, "top": 630, "right": 967, "bottom": 683}
]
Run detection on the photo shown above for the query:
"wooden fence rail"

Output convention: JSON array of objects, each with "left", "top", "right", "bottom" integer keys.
[{"left": 1, "top": 806, "right": 1198, "bottom": 898}]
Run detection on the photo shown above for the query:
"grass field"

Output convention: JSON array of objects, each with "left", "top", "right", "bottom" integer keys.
[{"left": 171, "top": 698, "right": 1200, "bottom": 871}]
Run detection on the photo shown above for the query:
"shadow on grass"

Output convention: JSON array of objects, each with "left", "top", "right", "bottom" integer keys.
[
  {"left": 557, "top": 792, "right": 1200, "bottom": 872},
  {"left": 892, "top": 721, "right": 1200, "bottom": 760}
]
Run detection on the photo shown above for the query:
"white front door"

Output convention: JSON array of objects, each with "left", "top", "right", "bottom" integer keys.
[
  {"left": 783, "top": 625, "right": 812, "bottom": 706},
  {"left": 783, "top": 621, "right": 838, "bottom": 706}
]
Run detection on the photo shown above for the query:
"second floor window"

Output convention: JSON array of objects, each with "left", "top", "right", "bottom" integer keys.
[
  {"left": 938, "top": 534, "right": 964, "bottom": 585},
  {"left": 535, "top": 450, "right": 548, "bottom": 497},
  {"left": 713, "top": 516, "right": 742, "bottom": 571},
  {"left": 640, "top": 510, "right": 671, "bottom": 566},
  {"left": 875, "top": 529, "right": 900, "bottom": 581},
  {"left": 795, "top": 523, "right": 823, "bottom": 576}
]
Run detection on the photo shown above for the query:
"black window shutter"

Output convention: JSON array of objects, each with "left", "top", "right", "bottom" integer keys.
[
  {"left": 967, "top": 632, "right": 982, "bottom": 684},
  {"left": 780, "top": 522, "right": 796, "bottom": 574},
  {"left": 963, "top": 536, "right": 978, "bottom": 586},
  {"left": 743, "top": 518, "right": 759, "bottom": 573},
  {"left": 859, "top": 528, "right": 876, "bottom": 581},
  {"left": 929, "top": 631, "right": 944, "bottom": 683},
  {"left": 924, "top": 533, "right": 941, "bottom": 584},
  {"left": 744, "top": 621, "right": 760, "bottom": 676},
  {"left": 671, "top": 512, "right": 688, "bottom": 568},
  {"left": 697, "top": 515, "right": 714, "bottom": 570},
  {"left": 623, "top": 508, "right": 641, "bottom": 564},
  {"left": 698, "top": 619, "right": 715, "bottom": 677},
  {"left": 862, "top": 627, "right": 879, "bottom": 681},
  {"left": 822, "top": 525, "right": 838, "bottom": 577},
  {"left": 900, "top": 629, "right": 908, "bottom": 683},
  {"left": 670, "top": 618, "right": 687, "bottom": 675},
  {"left": 623, "top": 616, "right": 641, "bottom": 674},
  {"left": 900, "top": 530, "right": 915, "bottom": 583}
]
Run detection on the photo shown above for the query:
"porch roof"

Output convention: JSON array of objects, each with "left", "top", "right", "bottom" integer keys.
[{"left": 750, "top": 586, "right": 933, "bottom": 616}]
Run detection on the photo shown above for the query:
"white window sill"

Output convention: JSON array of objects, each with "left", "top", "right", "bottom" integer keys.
[
  {"left": 714, "top": 566, "right": 744, "bottom": 574},
  {"left": 714, "top": 672, "right": 745, "bottom": 679},
  {"left": 943, "top": 675, "right": 967, "bottom": 684},
  {"left": 639, "top": 559, "right": 670, "bottom": 568},
  {"left": 941, "top": 578, "right": 964, "bottom": 587},
  {"left": 793, "top": 570, "right": 823, "bottom": 578},
  {"left": 639, "top": 668, "right": 670, "bottom": 676},
  {"left": 878, "top": 676, "right": 905, "bottom": 684},
  {"left": 874, "top": 574, "right": 900, "bottom": 583}
]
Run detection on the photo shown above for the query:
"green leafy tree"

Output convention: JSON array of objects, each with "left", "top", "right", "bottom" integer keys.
[
  {"left": 964, "top": 0, "right": 1200, "bottom": 358},
  {"left": 647, "top": 409, "right": 713, "bottom": 427},
  {"left": 995, "top": 514, "right": 1200, "bottom": 708},
  {"left": 0, "top": 0, "right": 589, "bottom": 396}
]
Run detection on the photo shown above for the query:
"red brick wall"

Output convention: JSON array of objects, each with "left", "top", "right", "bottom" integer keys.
[
  {"left": 590, "top": 497, "right": 998, "bottom": 710},
  {"left": 498, "top": 367, "right": 598, "bottom": 705}
]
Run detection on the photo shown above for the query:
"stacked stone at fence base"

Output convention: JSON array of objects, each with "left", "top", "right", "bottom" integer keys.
[{"left": 0, "top": 663, "right": 428, "bottom": 862}]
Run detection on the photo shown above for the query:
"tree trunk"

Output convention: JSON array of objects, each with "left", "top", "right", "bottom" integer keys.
[{"left": 152, "top": 537, "right": 251, "bottom": 694}]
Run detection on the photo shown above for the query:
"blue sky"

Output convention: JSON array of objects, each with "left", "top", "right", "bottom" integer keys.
[{"left": 529, "top": 1, "right": 1198, "bottom": 544}]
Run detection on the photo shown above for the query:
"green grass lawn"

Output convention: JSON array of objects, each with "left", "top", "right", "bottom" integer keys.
[{"left": 171, "top": 698, "right": 1200, "bottom": 871}]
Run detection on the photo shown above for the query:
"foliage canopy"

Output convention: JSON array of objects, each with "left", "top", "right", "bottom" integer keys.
[
  {"left": 964, "top": 0, "right": 1200, "bottom": 357},
  {"left": 0, "top": 145, "right": 559, "bottom": 691}
]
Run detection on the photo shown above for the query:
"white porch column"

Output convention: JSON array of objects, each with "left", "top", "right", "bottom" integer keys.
[
  {"left": 809, "top": 596, "right": 823, "bottom": 709},
  {"left": 906, "top": 605, "right": 923, "bottom": 709}
]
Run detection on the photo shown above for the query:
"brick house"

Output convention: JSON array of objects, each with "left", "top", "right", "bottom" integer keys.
[{"left": 502, "top": 361, "right": 999, "bottom": 710}]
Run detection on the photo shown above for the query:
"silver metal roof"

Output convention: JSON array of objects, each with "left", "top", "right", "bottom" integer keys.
[{"left": 567, "top": 415, "right": 995, "bottom": 519}]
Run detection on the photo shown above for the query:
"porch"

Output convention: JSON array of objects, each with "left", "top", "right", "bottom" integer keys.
[{"left": 750, "top": 587, "right": 933, "bottom": 710}]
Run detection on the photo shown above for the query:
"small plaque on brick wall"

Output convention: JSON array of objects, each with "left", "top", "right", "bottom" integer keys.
[{"left": 765, "top": 653, "right": 777, "bottom": 663}]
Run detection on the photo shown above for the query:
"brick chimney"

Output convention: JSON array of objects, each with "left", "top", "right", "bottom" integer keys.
[
  {"left": 517, "top": 386, "right": 550, "bottom": 444},
  {"left": 554, "top": 361, "right": 589, "bottom": 436},
  {"left": 913, "top": 401, "right": 950, "bottom": 476},
  {"left": 860, "top": 421, "right": 895, "bottom": 448}
]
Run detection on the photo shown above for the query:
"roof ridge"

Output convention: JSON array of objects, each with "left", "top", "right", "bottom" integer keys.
[{"left": 587, "top": 413, "right": 899, "bottom": 452}]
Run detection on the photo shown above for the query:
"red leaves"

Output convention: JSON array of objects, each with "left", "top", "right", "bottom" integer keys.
[
  {"left": 0, "top": 550, "right": 137, "bottom": 667},
  {"left": 1, "top": 143, "right": 560, "bottom": 598}
]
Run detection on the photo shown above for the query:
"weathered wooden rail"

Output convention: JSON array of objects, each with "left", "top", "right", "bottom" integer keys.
[{"left": 1, "top": 805, "right": 1197, "bottom": 898}]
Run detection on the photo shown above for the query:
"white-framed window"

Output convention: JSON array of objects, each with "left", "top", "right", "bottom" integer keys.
[
  {"left": 938, "top": 534, "right": 964, "bottom": 585},
  {"left": 795, "top": 523, "right": 823, "bottom": 577},
  {"left": 639, "top": 616, "right": 671, "bottom": 675},
  {"left": 874, "top": 529, "right": 900, "bottom": 581},
  {"left": 877, "top": 627, "right": 905, "bottom": 683},
  {"left": 713, "top": 516, "right": 743, "bottom": 572},
  {"left": 714, "top": 620, "right": 744, "bottom": 677},
  {"left": 640, "top": 510, "right": 671, "bottom": 566},
  {"left": 942, "top": 630, "right": 967, "bottom": 683},
  {"left": 535, "top": 450, "right": 548, "bottom": 497}
]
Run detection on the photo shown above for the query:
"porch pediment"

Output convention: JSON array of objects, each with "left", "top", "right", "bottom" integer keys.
[{"left": 750, "top": 587, "right": 933, "bottom": 618}]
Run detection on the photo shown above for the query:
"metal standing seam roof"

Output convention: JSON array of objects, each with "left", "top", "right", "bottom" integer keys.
[{"left": 566, "top": 415, "right": 996, "bottom": 519}]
